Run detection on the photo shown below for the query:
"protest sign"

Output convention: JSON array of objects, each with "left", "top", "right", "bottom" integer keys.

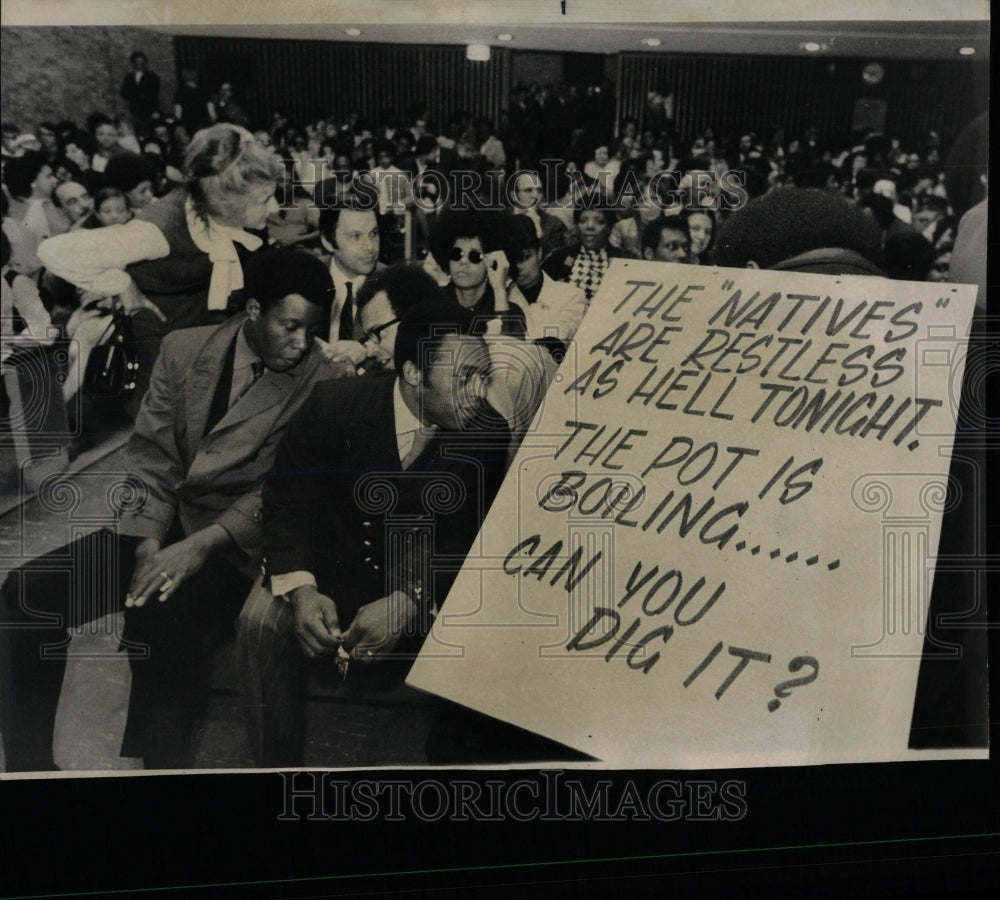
[{"left": 408, "top": 260, "right": 982, "bottom": 767}]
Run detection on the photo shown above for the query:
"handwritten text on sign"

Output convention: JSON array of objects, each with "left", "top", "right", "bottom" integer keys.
[{"left": 408, "top": 261, "right": 979, "bottom": 768}]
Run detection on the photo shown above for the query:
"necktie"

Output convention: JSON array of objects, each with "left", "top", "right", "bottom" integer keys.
[
  {"left": 339, "top": 281, "right": 355, "bottom": 340},
  {"left": 231, "top": 360, "right": 265, "bottom": 409}
]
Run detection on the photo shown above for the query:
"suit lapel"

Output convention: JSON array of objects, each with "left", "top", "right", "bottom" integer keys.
[
  {"left": 183, "top": 316, "right": 246, "bottom": 462},
  {"left": 209, "top": 366, "right": 294, "bottom": 436}
]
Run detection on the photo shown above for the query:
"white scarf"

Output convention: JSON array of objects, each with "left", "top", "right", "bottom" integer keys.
[{"left": 185, "top": 198, "right": 263, "bottom": 311}]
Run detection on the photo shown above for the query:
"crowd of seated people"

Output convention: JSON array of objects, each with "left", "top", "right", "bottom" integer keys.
[{"left": 0, "top": 53, "right": 987, "bottom": 771}]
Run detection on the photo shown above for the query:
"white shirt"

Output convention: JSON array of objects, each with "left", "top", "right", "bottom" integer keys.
[
  {"left": 270, "top": 379, "right": 430, "bottom": 599},
  {"left": 506, "top": 272, "right": 589, "bottom": 345}
]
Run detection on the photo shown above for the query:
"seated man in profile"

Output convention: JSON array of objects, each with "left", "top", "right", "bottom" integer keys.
[
  {"left": 0, "top": 249, "right": 346, "bottom": 771},
  {"left": 238, "top": 300, "right": 514, "bottom": 767},
  {"left": 355, "top": 262, "right": 557, "bottom": 450}
]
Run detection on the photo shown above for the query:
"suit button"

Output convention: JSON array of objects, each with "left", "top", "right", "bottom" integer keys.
[
  {"left": 373, "top": 565, "right": 380, "bottom": 571},
  {"left": 362, "top": 521, "right": 371, "bottom": 527},
  {"left": 363, "top": 540, "right": 371, "bottom": 547},
  {"left": 364, "top": 557, "right": 371, "bottom": 563}
]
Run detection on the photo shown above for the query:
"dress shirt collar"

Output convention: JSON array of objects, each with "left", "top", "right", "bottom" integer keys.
[
  {"left": 226, "top": 323, "right": 264, "bottom": 407},
  {"left": 232, "top": 322, "right": 258, "bottom": 375},
  {"left": 394, "top": 378, "right": 436, "bottom": 464}
]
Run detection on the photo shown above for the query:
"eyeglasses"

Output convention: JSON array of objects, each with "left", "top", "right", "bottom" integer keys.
[
  {"left": 449, "top": 247, "right": 485, "bottom": 264},
  {"left": 360, "top": 317, "right": 400, "bottom": 345}
]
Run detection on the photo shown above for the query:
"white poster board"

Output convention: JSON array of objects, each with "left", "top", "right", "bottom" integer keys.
[{"left": 408, "top": 260, "right": 983, "bottom": 767}]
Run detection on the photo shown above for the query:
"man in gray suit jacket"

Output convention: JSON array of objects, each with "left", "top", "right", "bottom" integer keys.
[
  {"left": 0, "top": 250, "right": 345, "bottom": 771},
  {"left": 238, "top": 301, "right": 512, "bottom": 767}
]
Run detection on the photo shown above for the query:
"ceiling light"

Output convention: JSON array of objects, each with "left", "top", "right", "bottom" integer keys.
[
  {"left": 641, "top": 38, "right": 662, "bottom": 47},
  {"left": 958, "top": 46, "right": 976, "bottom": 56},
  {"left": 344, "top": 28, "right": 361, "bottom": 37},
  {"left": 497, "top": 33, "right": 513, "bottom": 42},
  {"left": 467, "top": 43, "right": 491, "bottom": 62},
  {"left": 801, "top": 42, "right": 822, "bottom": 52}
]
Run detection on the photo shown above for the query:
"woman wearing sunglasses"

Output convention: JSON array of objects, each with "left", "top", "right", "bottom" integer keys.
[{"left": 428, "top": 209, "right": 526, "bottom": 339}]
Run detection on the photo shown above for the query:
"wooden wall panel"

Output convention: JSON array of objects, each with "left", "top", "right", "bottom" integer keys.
[
  {"left": 616, "top": 52, "right": 987, "bottom": 147},
  {"left": 172, "top": 36, "right": 984, "bottom": 150},
  {"left": 174, "top": 36, "right": 510, "bottom": 132}
]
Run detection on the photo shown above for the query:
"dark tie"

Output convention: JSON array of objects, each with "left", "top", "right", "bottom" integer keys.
[
  {"left": 338, "top": 281, "right": 354, "bottom": 340},
  {"left": 231, "top": 360, "right": 265, "bottom": 409}
]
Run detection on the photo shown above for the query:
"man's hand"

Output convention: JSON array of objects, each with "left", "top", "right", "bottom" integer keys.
[
  {"left": 289, "top": 585, "right": 342, "bottom": 659},
  {"left": 359, "top": 341, "right": 394, "bottom": 372},
  {"left": 341, "top": 590, "right": 419, "bottom": 663},
  {"left": 314, "top": 337, "right": 367, "bottom": 370},
  {"left": 126, "top": 525, "right": 231, "bottom": 607},
  {"left": 120, "top": 279, "right": 167, "bottom": 322}
]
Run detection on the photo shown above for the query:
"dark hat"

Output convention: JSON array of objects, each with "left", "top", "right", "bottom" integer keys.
[{"left": 104, "top": 152, "right": 156, "bottom": 193}]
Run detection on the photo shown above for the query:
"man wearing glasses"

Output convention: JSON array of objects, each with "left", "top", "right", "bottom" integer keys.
[
  {"left": 357, "top": 264, "right": 557, "bottom": 447},
  {"left": 237, "top": 297, "right": 512, "bottom": 767},
  {"left": 641, "top": 214, "right": 692, "bottom": 264}
]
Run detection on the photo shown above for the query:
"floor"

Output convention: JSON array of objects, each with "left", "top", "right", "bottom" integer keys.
[{"left": 0, "top": 432, "right": 437, "bottom": 775}]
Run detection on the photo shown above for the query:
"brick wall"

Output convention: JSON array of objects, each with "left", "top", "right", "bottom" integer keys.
[{"left": 1, "top": 27, "right": 176, "bottom": 132}]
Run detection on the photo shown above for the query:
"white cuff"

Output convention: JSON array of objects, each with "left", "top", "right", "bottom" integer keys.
[{"left": 269, "top": 570, "right": 317, "bottom": 601}]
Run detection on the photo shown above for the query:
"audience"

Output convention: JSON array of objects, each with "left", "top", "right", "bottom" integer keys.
[{"left": 1, "top": 52, "right": 985, "bottom": 770}]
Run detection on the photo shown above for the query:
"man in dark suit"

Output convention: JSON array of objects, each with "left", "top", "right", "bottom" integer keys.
[
  {"left": 237, "top": 301, "right": 512, "bottom": 767},
  {"left": 120, "top": 51, "right": 161, "bottom": 134},
  {"left": 0, "top": 250, "right": 346, "bottom": 771},
  {"left": 314, "top": 203, "right": 381, "bottom": 343},
  {"left": 510, "top": 170, "right": 569, "bottom": 258}
]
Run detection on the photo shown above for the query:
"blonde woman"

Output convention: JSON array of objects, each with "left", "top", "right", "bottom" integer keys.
[{"left": 38, "top": 124, "right": 283, "bottom": 414}]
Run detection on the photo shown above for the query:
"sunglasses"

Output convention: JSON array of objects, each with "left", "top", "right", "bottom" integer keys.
[
  {"left": 450, "top": 247, "right": 485, "bottom": 264},
  {"left": 360, "top": 317, "right": 400, "bottom": 345}
]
